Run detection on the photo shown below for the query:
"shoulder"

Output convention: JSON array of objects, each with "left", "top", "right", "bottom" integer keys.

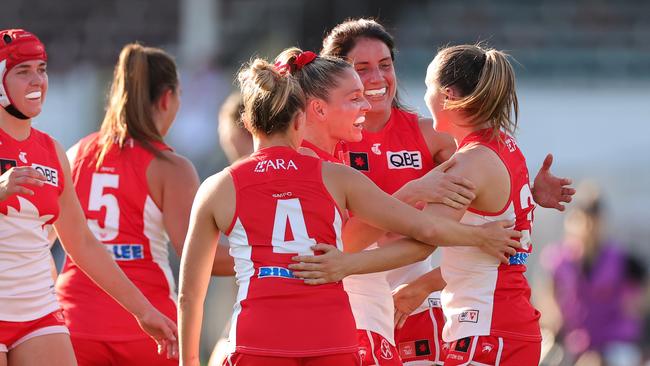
[
  {"left": 417, "top": 117, "right": 456, "bottom": 162},
  {"left": 448, "top": 145, "right": 507, "bottom": 186},
  {"left": 197, "top": 169, "right": 234, "bottom": 206},
  {"left": 149, "top": 150, "right": 198, "bottom": 181},
  {"left": 297, "top": 146, "right": 320, "bottom": 159}
]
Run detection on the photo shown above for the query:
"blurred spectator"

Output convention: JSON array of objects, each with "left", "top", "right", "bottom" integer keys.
[
  {"left": 540, "top": 182, "right": 647, "bottom": 366},
  {"left": 217, "top": 91, "right": 252, "bottom": 164}
]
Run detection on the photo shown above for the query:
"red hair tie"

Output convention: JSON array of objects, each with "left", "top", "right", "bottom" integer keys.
[
  {"left": 274, "top": 51, "right": 317, "bottom": 75},
  {"left": 293, "top": 51, "right": 317, "bottom": 70}
]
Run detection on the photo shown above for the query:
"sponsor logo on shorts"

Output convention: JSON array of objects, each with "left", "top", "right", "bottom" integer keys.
[
  {"left": 53, "top": 310, "right": 65, "bottom": 323},
  {"left": 349, "top": 152, "right": 369, "bottom": 171},
  {"left": 380, "top": 338, "right": 393, "bottom": 359},
  {"left": 106, "top": 244, "right": 144, "bottom": 260},
  {"left": 0, "top": 158, "right": 17, "bottom": 174},
  {"left": 428, "top": 298, "right": 442, "bottom": 308},
  {"left": 258, "top": 266, "right": 296, "bottom": 279},
  {"left": 414, "top": 340, "right": 431, "bottom": 356},
  {"left": 459, "top": 310, "right": 479, "bottom": 323},
  {"left": 387, "top": 150, "right": 422, "bottom": 170},
  {"left": 399, "top": 339, "right": 432, "bottom": 359},
  {"left": 31, "top": 163, "right": 59, "bottom": 187},
  {"left": 358, "top": 347, "right": 367, "bottom": 362},
  {"left": 454, "top": 337, "right": 471, "bottom": 353},
  {"left": 481, "top": 342, "right": 495, "bottom": 353}
]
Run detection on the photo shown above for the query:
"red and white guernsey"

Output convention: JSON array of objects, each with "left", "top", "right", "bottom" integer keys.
[
  {"left": 0, "top": 127, "right": 63, "bottom": 321},
  {"left": 225, "top": 146, "right": 357, "bottom": 357},
  {"left": 335, "top": 108, "right": 439, "bottom": 342},
  {"left": 440, "top": 129, "right": 541, "bottom": 343},
  {"left": 55, "top": 133, "right": 176, "bottom": 340}
]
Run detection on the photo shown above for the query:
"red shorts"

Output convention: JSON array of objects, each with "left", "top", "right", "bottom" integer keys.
[
  {"left": 0, "top": 310, "right": 68, "bottom": 353},
  {"left": 71, "top": 336, "right": 177, "bottom": 366},
  {"left": 441, "top": 335, "right": 541, "bottom": 366},
  {"left": 223, "top": 352, "right": 360, "bottom": 366},
  {"left": 394, "top": 304, "right": 445, "bottom": 365},
  {"left": 358, "top": 330, "right": 402, "bottom": 366}
]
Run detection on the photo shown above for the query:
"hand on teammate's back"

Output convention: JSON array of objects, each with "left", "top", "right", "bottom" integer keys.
[
  {"left": 476, "top": 220, "right": 522, "bottom": 264},
  {"left": 135, "top": 306, "right": 179, "bottom": 359},
  {"left": 0, "top": 166, "right": 47, "bottom": 200},
  {"left": 290, "top": 244, "right": 349, "bottom": 285},
  {"left": 532, "top": 153, "right": 576, "bottom": 211}
]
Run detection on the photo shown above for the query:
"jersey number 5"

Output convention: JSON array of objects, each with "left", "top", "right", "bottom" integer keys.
[
  {"left": 87, "top": 173, "right": 120, "bottom": 241},
  {"left": 271, "top": 198, "right": 317, "bottom": 256}
]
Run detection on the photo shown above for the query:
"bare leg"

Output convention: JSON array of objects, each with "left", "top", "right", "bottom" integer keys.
[
  {"left": 8, "top": 333, "right": 77, "bottom": 366},
  {"left": 0, "top": 351, "right": 7, "bottom": 366}
]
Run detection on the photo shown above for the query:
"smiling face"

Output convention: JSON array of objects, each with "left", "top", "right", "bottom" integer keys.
[
  {"left": 4, "top": 59, "right": 48, "bottom": 118},
  {"left": 322, "top": 68, "right": 370, "bottom": 143},
  {"left": 347, "top": 37, "right": 396, "bottom": 117}
]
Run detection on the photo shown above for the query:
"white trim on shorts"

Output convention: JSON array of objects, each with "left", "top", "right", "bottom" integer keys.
[
  {"left": 0, "top": 343, "right": 7, "bottom": 353},
  {"left": 366, "top": 330, "right": 381, "bottom": 366},
  {"left": 8, "top": 325, "right": 69, "bottom": 351}
]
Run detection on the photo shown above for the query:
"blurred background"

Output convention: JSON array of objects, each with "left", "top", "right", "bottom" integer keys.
[{"left": 3, "top": 0, "right": 649, "bottom": 365}]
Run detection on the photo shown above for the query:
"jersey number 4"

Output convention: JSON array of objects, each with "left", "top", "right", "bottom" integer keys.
[
  {"left": 271, "top": 198, "right": 317, "bottom": 256},
  {"left": 87, "top": 173, "right": 120, "bottom": 241}
]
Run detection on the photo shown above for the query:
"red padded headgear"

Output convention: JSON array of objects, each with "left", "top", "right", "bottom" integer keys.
[{"left": 0, "top": 29, "right": 47, "bottom": 115}]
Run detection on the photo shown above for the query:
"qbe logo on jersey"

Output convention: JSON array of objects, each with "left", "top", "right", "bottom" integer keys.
[
  {"left": 386, "top": 150, "right": 422, "bottom": 170},
  {"left": 31, "top": 163, "right": 59, "bottom": 187}
]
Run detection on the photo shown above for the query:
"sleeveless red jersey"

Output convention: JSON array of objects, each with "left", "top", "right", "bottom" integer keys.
[
  {"left": 440, "top": 129, "right": 541, "bottom": 342},
  {"left": 225, "top": 146, "right": 357, "bottom": 357},
  {"left": 0, "top": 127, "right": 63, "bottom": 321},
  {"left": 56, "top": 133, "right": 177, "bottom": 341},
  {"left": 337, "top": 107, "right": 435, "bottom": 194}
]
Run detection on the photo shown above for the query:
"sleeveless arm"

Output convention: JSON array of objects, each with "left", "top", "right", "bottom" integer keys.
[
  {"left": 148, "top": 152, "right": 200, "bottom": 256},
  {"left": 178, "top": 171, "right": 232, "bottom": 365}
]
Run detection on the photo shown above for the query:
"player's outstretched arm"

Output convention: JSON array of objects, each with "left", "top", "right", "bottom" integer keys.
[
  {"left": 52, "top": 140, "right": 178, "bottom": 358},
  {"left": 531, "top": 153, "right": 575, "bottom": 211},
  {"left": 178, "top": 171, "right": 231, "bottom": 366}
]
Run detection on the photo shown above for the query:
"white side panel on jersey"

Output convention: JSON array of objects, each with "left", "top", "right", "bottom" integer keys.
[
  {"left": 440, "top": 203, "right": 514, "bottom": 343},
  {"left": 343, "top": 243, "right": 396, "bottom": 345},
  {"left": 143, "top": 196, "right": 175, "bottom": 302},
  {"left": 332, "top": 207, "right": 344, "bottom": 252},
  {"left": 226, "top": 218, "right": 253, "bottom": 352}
]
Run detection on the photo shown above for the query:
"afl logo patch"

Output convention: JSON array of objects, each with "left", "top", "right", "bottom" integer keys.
[
  {"left": 31, "top": 163, "right": 59, "bottom": 187},
  {"left": 387, "top": 150, "right": 422, "bottom": 170},
  {"left": 459, "top": 309, "right": 479, "bottom": 323}
]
